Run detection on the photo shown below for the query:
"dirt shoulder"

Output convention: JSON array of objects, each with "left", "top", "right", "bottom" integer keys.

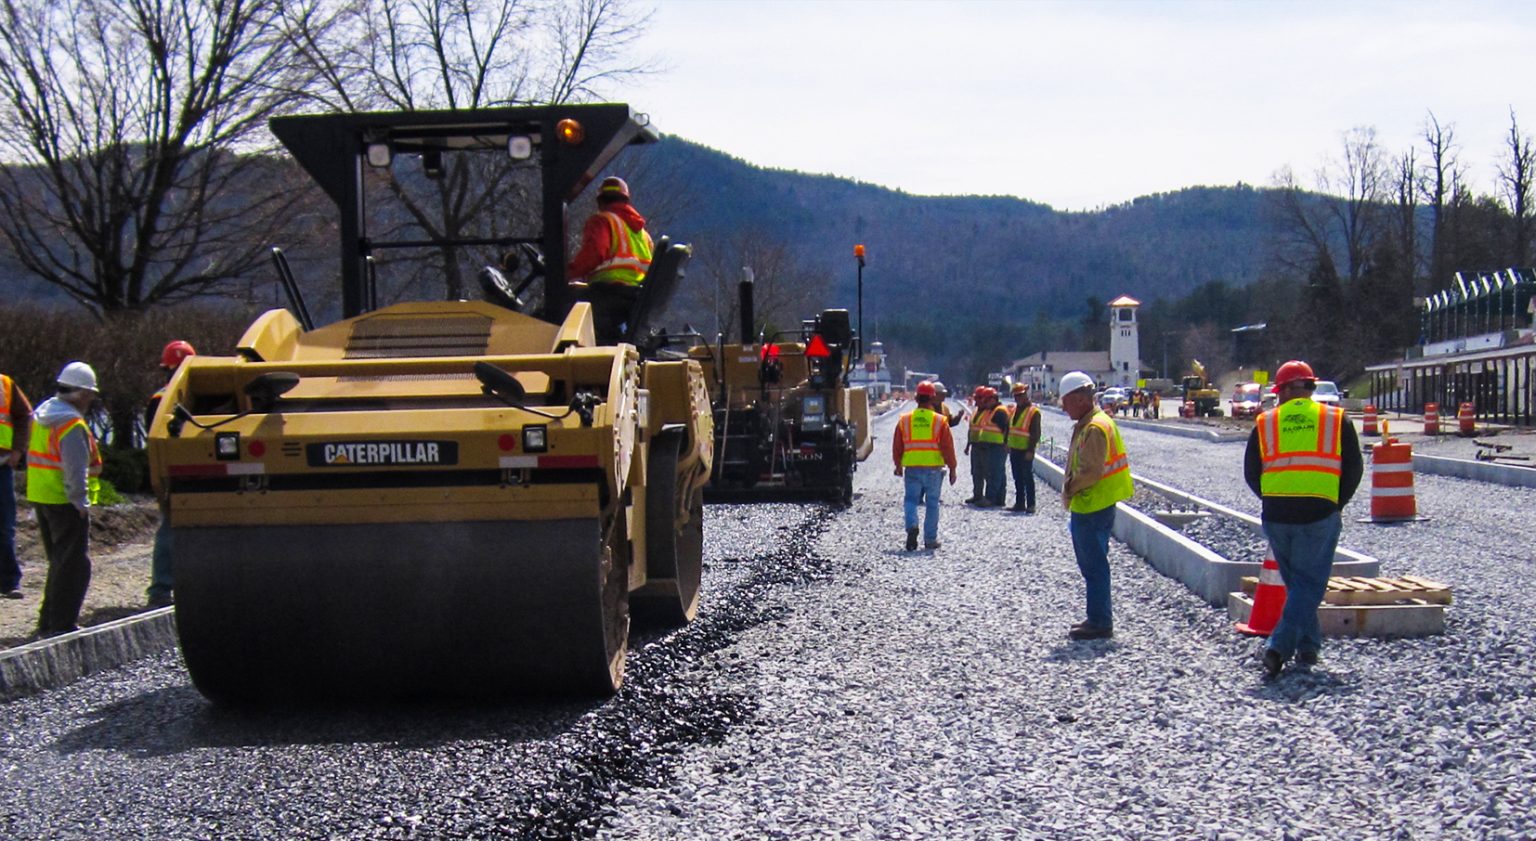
[{"left": 1, "top": 498, "right": 161, "bottom": 649}]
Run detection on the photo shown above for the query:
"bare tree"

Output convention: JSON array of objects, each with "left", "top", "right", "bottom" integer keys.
[
  {"left": 1420, "top": 111, "right": 1463, "bottom": 285},
  {"left": 1317, "top": 126, "right": 1386, "bottom": 283},
  {"left": 1388, "top": 148, "right": 1423, "bottom": 289},
  {"left": 1496, "top": 108, "right": 1535, "bottom": 266},
  {"left": 286, "top": 0, "right": 656, "bottom": 302},
  {"left": 680, "top": 229, "right": 830, "bottom": 344},
  {"left": 0, "top": 0, "right": 337, "bottom": 315}
]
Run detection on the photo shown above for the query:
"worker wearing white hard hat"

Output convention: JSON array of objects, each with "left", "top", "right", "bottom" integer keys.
[
  {"left": 1059, "top": 370, "right": 1134, "bottom": 641},
  {"left": 25, "top": 361, "right": 103, "bottom": 635}
]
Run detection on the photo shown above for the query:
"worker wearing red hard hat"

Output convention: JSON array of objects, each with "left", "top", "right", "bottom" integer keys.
[
  {"left": 1006, "top": 383, "right": 1041, "bottom": 513},
  {"left": 1059, "top": 370, "right": 1134, "bottom": 641},
  {"left": 567, "top": 175, "right": 654, "bottom": 345},
  {"left": 1245, "top": 359, "right": 1363, "bottom": 678},
  {"left": 966, "top": 387, "right": 1009, "bottom": 507},
  {"left": 146, "top": 340, "right": 196, "bottom": 608},
  {"left": 893, "top": 381, "right": 957, "bottom": 550}
]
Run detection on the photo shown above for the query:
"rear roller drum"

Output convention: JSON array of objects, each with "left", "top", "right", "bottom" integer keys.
[{"left": 633, "top": 431, "right": 703, "bottom": 626}]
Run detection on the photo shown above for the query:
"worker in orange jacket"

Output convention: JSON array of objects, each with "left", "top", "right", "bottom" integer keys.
[{"left": 893, "top": 381, "right": 958, "bottom": 550}]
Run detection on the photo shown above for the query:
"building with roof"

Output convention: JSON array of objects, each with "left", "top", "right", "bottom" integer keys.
[{"left": 1008, "top": 295, "right": 1143, "bottom": 394}]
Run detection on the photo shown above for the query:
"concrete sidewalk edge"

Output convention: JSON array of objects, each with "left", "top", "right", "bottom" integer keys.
[
  {"left": 1413, "top": 452, "right": 1536, "bottom": 488},
  {"left": 0, "top": 607, "right": 178, "bottom": 703}
]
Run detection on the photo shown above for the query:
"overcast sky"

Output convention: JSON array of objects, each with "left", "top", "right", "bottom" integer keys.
[{"left": 625, "top": 0, "right": 1536, "bottom": 211}]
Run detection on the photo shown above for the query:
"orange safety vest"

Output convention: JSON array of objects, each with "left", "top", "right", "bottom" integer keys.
[
  {"left": 1257, "top": 399, "right": 1345, "bottom": 502},
  {"left": 26, "top": 416, "right": 103, "bottom": 505},
  {"left": 589, "top": 211, "right": 654, "bottom": 286},
  {"left": 899, "top": 408, "right": 946, "bottom": 468},
  {"left": 1007, "top": 404, "right": 1039, "bottom": 450},
  {"left": 972, "top": 405, "right": 1006, "bottom": 445},
  {"left": 0, "top": 374, "right": 14, "bottom": 451}
]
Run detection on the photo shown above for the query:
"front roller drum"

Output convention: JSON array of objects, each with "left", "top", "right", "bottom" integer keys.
[
  {"left": 633, "top": 430, "right": 704, "bottom": 626},
  {"left": 173, "top": 518, "right": 628, "bottom": 703}
]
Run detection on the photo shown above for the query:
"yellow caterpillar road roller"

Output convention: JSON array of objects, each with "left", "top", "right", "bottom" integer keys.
[{"left": 146, "top": 105, "right": 711, "bottom": 702}]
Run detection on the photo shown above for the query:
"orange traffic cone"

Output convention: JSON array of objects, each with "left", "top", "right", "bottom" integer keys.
[{"left": 1236, "top": 555, "right": 1286, "bottom": 636}]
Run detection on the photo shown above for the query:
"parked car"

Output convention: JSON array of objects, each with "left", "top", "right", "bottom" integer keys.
[
  {"left": 1098, "top": 387, "right": 1127, "bottom": 411},
  {"left": 1230, "top": 383, "right": 1264, "bottom": 419},
  {"left": 1312, "top": 380, "right": 1343, "bottom": 406}
]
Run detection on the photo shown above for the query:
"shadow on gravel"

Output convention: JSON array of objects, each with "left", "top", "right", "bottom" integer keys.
[
  {"left": 1042, "top": 641, "right": 1121, "bottom": 662},
  {"left": 1247, "top": 668, "right": 1358, "bottom": 704},
  {"left": 52, "top": 683, "right": 597, "bottom": 757}
]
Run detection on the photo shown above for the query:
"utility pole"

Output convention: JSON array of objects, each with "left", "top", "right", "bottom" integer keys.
[{"left": 854, "top": 244, "right": 866, "bottom": 362}]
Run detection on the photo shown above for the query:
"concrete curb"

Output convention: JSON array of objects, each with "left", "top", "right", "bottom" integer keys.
[
  {"left": 0, "top": 607, "right": 178, "bottom": 703},
  {"left": 1411, "top": 452, "right": 1536, "bottom": 488},
  {"left": 1034, "top": 459, "right": 1379, "bottom": 606},
  {"left": 1039, "top": 406, "right": 1247, "bottom": 443}
]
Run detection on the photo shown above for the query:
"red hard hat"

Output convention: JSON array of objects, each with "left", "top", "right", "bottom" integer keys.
[
  {"left": 982, "top": 387, "right": 997, "bottom": 399},
  {"left": 1272, "top": 359, "right": 1316, "bottom": 392},
  {"left": 916, "top": 381, "right": 937, "bottom": 398},
  {"left": 972, "top": 386, "right": 985, "bottom": 399},
  {"left": 161, "top": 340, "right": 196, "bottom": 369},
  {"left": 597, "top": 176, "right": 630, "bottom": 200}
]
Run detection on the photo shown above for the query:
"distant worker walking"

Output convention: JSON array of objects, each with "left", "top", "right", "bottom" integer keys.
[
  {"left": 1, "top": 371, "right": 34, "bottom": 599},
  {"left": 1059, "top": 370, "right": 1134, "bottom": 640},
  {"left": 1006, "top": 383, "right": 1041, "bottom": 513},
  {"left": 567, "top": 176, "right": 654, "bottom": 345},
  {"left": 894, "top": 381, "right": 958, "bottom": 550},
  {"left": 145, "top": 340, "right": 196, "bottom": 608},
  {"left": 27, "top": 362, "right": 103, "bottom": 636},
  {"left": 1245, "top": 360, "right": 1363, "bottom": 677}
]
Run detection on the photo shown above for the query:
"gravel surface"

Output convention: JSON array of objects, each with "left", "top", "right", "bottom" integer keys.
[{"left": 3, "top": 406, "right": 1534, "bottom": 839}]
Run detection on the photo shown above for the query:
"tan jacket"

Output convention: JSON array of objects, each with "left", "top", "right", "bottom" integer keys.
[{"left": 1062, "top": 409, "right": 1109, "bottom": 506}]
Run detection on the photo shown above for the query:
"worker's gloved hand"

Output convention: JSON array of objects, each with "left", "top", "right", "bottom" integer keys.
[{"left": 1061, "top": 490, "right": 1072, "bottom": 510}]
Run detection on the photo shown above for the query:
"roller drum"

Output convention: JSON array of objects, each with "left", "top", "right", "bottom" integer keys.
[{"left": 173, "top": 518, "right": 627, "bottom": 702}]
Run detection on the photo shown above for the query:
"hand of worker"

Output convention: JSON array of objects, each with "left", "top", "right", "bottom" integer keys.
[
  {"left": 894, "top": 465, "right": 903, "bottom": 477},
  {"left": 4, "top": 449, "right": 19, "bottom": 468},
  {"left": 964, "top": 443, "right": 971, "bottom": 455},
  {"left": 948, "top": 469, "right": 957, "bottom": 485},
  {"left": 1061, "top": 490, "right": 1072, "bottom": 510},
  {"left": 73, "top": 501, "right": 88, "bottom": 518}
]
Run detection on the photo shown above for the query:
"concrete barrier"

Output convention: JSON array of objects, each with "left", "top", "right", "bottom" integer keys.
[
  {"left": 0, "top": 607, "right": 178, "bottom": 702},
  {"left": 1035, "top": 458, "right": 1379, "bottom": 606},
  {"left": 1412, "top": 452, "right": 1536, "bottom": 489}
]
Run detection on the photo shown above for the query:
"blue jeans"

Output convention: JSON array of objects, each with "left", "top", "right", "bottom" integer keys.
[
  {"left": 1262, "top": 512, "right": 1341, "bottom": 658},
  {"left": 985, "top": 445, "right": 1007, "bottom": 505},
  {"left": 1070, "top": 505, "right": 1116, "bottom": 627},
  {"left": 0, "top": 466, "right": 18, "bottom": 591},
  {"left": 147, "top": 516, "right": 173, "bottom": 600},
  {"left": 1008, "top": 449, "right": 1036, "bottom": 509},
  {"left": 903, "top": 467, "right": 944, "bottom": 544}
]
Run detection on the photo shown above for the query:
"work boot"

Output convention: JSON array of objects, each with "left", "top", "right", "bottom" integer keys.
[
  {"left": 924, "top": 540, "right": 942, "bottom": 550},
  {"left": 1025, "top": 504, "right": 1036, "bottom": 514},
  {"left": 905, "top": 527, "right": 919, "bottom": 551},
  {"left": 963, "top": 496, "right": 981, "bottom": 505},
  {"left": 2, "top": 589, "right": 22, "bottom": 600},
  {"left": 1262, "top": 648, "right": 1286, "bottom": 678},
  {"left": 1295, "top": 649, "right": 1319, "bottom": 667},
  {"left": 1068, "top": 623, "right": 1113, "bottom": 641},
  {"left": 1009, "top": 503, "right": 1028, "bottom": 512}
]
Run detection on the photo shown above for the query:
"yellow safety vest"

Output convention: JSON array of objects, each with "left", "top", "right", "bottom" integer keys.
[
  {"left": 1257, "top": 398, "right": 1345, "bottom": 502},
  {"left": 899, "top": 408, "right": 946, "bottom": 468},
  {"left": 26, "top": 417, "right": 102, "bottom": 506},
  {"left": 1007, "top": 404, "right": 1040, "bottom": 451},
  {"left": 1069, "top": 410, "right": 1134, "bottom": 514},
  {"left": 973, "top": 405, "right": 1006, "bottom": 445},
  {"left": 589, "top": 211, "right": 654, "bottom": 286},
  {"left": 0, "top": 374, "right": 13, "bottom": 451}
]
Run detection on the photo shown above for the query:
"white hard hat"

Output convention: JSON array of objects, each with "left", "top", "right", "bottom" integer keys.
[
  {"left": 57, "top": 361, "right": 99, "bottom": 392},
  {"left": 1059, "top": 370, "right": 1094, "bottom": 396}
]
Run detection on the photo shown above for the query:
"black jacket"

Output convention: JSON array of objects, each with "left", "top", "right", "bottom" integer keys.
[{"left": 1244, "top": 412, "right": 1363, "bottom": 524}]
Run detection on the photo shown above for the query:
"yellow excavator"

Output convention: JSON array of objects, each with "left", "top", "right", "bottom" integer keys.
[{"left": 146, "top": 105, "right": 712, "bottom": 702}]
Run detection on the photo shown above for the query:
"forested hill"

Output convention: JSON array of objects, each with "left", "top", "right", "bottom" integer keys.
[{"left": 626, "top": 135, "right": 1277, "bottom": 376}]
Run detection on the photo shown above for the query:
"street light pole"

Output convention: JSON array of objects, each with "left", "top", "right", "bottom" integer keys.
[{"left": 854, "top": 244, "right": 866, "bottom": 362}]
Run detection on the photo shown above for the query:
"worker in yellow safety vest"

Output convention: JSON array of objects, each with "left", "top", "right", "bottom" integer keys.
[
  {"left": 567, "top": 176, "right": 655, "bottom": 345},
  {"left": 1245, "top": 359, "right": 1363, "bottom": 678},
  {"left": 26, "top": 362, "right": 103, "bottom": 636},
  {"left": 1, "top": 372, "right": 35, "bottom": 599},
  {"left": 966, "top": 387, "right": 1009, "bottom": 507},
  {"left": 1060, "top": 370, "right": 1134, "bottom": 641},
  {"left": 893, "top": 381, "right": 957, "bottom": 550},
  {"left": 1006, "top": 383, "right": 1041, "bottom": 513}
]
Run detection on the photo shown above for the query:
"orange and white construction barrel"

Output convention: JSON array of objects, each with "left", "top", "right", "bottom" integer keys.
[
  {"left": 1458, "top": 402, "right": 1475, "bottom": 436},
  {"left": 1368, "top": 438, "right": 1418, "bottom": 522},
  {"left": 1362, "top": 404, "right": 1379, "bottom": 436},
  {"left": 1423, "top": 403, "right": 1440, "bottom": 435}
]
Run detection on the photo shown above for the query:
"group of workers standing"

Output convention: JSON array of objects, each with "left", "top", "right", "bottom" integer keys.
[
  {"left": 1, "top": 341, "right": 195, "bottom": 636},
  {"left": 893, "top": 361, "right": 1362, "bottom": 674}
]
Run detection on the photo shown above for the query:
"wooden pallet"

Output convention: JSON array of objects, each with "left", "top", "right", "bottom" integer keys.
[
  {"left": 1228, "top": 592, "right": 1446, "bottom": 637},
  {"left": 1240, "top": 574, "right": 1451, "bottom": 606}
]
